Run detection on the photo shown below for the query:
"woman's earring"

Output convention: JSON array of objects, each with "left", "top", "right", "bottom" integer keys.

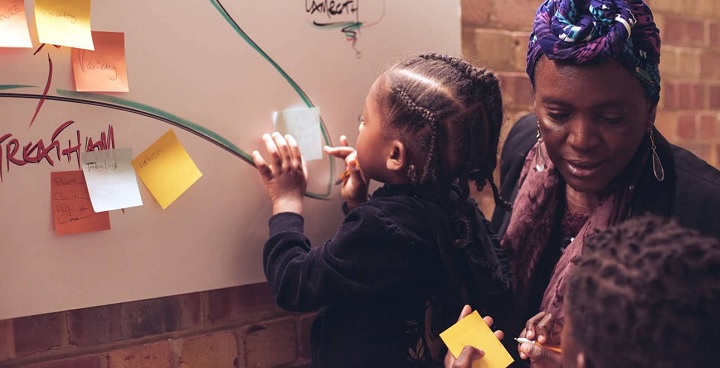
[
  {"left": 535, "top": 121, "right": 547, "bottom": 172},
  {"left": 649, "top": 127, "right": 664, "bottom": 182}
]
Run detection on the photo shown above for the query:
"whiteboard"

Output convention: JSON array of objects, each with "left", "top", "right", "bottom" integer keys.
[{"left": 0, "top": 0, "right": 460, "bottom": 319}]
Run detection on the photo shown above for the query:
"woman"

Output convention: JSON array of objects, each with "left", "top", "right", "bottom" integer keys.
[{"left": 487, "top": 0, "right": 720, "bottom": 366}]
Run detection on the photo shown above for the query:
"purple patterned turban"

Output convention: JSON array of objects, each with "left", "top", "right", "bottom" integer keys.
[{"left": 526, "top": 0, "right": 661, "bottom": 103}]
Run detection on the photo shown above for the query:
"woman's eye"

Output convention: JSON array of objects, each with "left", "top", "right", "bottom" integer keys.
[
  {"left": 546, "top": 112, "right": 570, "bottom": 122},
  {"left": 599, "top": 116, "right": 624, "bottom": 125}
]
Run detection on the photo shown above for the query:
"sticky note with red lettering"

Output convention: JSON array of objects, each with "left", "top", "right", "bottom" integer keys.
[
  {"left": 50, "top": 170, "right": 111, "bottom": 235},
  {"left": 131, "top": 130, "right": 202, "bottom": 209},
  {"left": 440, "top": 310, "right": 514, "bottom": 368}
]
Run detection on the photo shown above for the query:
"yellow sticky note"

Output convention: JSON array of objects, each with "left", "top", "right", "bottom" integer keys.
[
  {"left": 132, "top": 130, "right": 202, "bottom": 209},
  {"left": 0, "top": 0, "right": 33, "bottom": 48},
  {"left": 72, "top": 31, "right": 129, "bottom": 92},
  {"left": 440, "top": 310, "right": 514, "bottom": 368},
  {"left": 35, "top": 0, "right": 94, "bottom": 50}
]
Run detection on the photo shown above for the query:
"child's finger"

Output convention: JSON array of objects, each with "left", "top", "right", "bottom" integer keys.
[
  {"left": 340, "top": 135, "right": 349, "bottom": 146},
  {"left": 285, "top": 134, "right": 303, "bottom": 168},
  {"left": 324, "top": 146, "right": 354, "bottom": 159},
  {"left": 262, "top": 134, "right": 281, "bottom": 170},
  {"left": 251, "top": 150, "right": 272, "bottom": 179},
  {"left": 271, "top": 132, "right": 291, "bottom": 167}
]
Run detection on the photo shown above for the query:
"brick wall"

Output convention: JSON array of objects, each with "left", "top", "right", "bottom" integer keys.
[{"left": 2, "top": 1, "right": 719, "bottom": 367}]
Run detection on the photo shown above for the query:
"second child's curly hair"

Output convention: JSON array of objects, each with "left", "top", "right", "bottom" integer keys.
[{"left": 566, "top": 215, "right": 720, "bottom": 368}]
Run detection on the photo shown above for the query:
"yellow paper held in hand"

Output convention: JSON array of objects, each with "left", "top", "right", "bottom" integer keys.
[{"left": 440, "top": 310, "right": 514, "bottom": 368}]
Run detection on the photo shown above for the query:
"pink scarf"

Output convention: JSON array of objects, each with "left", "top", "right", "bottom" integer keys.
[{"left": 500, "top": 142, "right": 638, "bottom": 319}]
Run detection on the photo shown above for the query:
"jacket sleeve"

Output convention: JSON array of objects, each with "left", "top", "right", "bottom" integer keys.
[{"left": 263, "top": 205, "right": 432, "bottom": 312}]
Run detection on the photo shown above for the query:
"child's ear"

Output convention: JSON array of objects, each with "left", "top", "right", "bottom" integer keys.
[{"left": 386, "top": 140, "right": 407, "bottom": 172}]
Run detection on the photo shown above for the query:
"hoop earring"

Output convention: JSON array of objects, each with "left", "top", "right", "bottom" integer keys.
[
  {"left": 649, "top": 127, "right": 664, "bottom": 182},
  {"left": 535, "top": 121, "right": 547, "bottom": 172}
]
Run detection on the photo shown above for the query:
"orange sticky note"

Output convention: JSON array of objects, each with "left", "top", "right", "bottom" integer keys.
[
  {"left": 440, "top": 310, "right": 514, "bottom": 368},
  {"left": 131, "top": 130, "right": 202, "bottom": 209},
  {"left": 72, "top": 31, "right": 129, "bottom": 92},
  {"left": 35, "top": 0, "right": 94, "bottom": 50},
  {"left": 50, "top": 170, "right": 111, "bottom": 235},
  {"left": 0, "top": 0, "right": 32, "bottom": 48}
]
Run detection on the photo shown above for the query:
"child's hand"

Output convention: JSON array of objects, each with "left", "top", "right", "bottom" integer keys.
[
  {"left": 324, "top": 135, "right": 368, "bottom": 209},
  {"left": 252, "top": 132, "right": 307, "bottom": 215}
]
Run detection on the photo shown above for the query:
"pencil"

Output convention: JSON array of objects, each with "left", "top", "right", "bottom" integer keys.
[
  {"left": 334, "top": 170, "right": 351, "bottom": 185},
  {"left": 514, "top": 337, "right": 562, "bottom": 354}
]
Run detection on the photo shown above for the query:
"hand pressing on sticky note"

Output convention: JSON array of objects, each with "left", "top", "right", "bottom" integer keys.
[
  {"left": 253, "top": 132, "right": 308, "bottom": 216},
  {"left": 442, "top": 305, "right": 512, "bottom": 368}
]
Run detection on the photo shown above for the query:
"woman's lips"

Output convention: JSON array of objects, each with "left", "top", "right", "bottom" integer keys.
[{"left": 565, "top": 159, "right": 603, "bottom": 177}]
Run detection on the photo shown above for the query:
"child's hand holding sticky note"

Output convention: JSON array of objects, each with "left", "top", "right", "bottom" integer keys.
[{"left": 440, "top": 310, "right": 514, "bottom": 368}]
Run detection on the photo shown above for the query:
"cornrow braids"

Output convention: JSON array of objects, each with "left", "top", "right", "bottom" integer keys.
[
  {"left": 566, "top": 216, "right": 720, "bottom": 368},
  {"left": 378, "top": 54, "right": 511, "bottom": 329}
]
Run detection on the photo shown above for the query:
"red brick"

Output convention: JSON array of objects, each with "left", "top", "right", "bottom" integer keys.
[
  {"left": 654, "top": 111, "right": 678, "bottom": 142},
  {"left": 489, "top": 0, "right": 538, "bottom": 30},
  {"left": 661, "top": 15, "right": 709, "bottom": 44},
  {"left": 709, "top": 85, "right": 720, "bottom": 109},
  {"left": 108, "top": 340, "right": 174, "bottom": 368},
  {"left": 463, "top": 29, "right": 527, "bottom": 72},
  {"left": 13, "top": 313, "right": 63, "bottom": 357},
  {"left": 700, "top": 115, "right": 717, "bottom": 138},
  {"left": 677, "top": 83, "right": 705, "bottom": 110},
  {"left": 297, "top": 314, "right": 316, "bottom": 359},
  {"left": 177, "top": 332, "right": 238, "bottom": 368},
  {"left": 29, "top": 355, "right": 105, "bottom": 368},
  {"left": 0, "top": 319, "right": 15, "bottom": 361},
  {"left": 498, "top": 73, "right": 534, "bottom": 109},
  {"left": 677, "top": 114, "right": 697, "bottom": 140},
  {"left": 701, "top": 51, "right": 720, "bottom": 80},
  {"left": 241, "top": 317, "right": 297, "bottom": 368},
  {"left": 662, "top": 81, "right": 678, "bottom": 110},
  {"left": 711, "top": 21, "right": 720, "bottom": 46},
  {"left": 68, "top": 304, "right": 121, "bottom": 347},
  {"left": 461, "top": 0, "right": 493, "bottom": 25},
  {"left": 715, "top": 145, "right": 720, "bottom": 168},
  {"left": 120, "top": 293, "right": 200, "bottom": 339},
  {"left": 207, "top": 283, "right": 281, "bottom": 325}
]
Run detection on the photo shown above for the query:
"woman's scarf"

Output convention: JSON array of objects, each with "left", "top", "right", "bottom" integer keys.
[
  {"left": 526, "top": 0, "right": 661, "bottom": 103},
  {"left": 500, "top": 140, "right": 647, "bottom": 319}
]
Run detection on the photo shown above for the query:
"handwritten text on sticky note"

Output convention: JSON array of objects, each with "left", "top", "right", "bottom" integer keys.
[
  {"left": 81, "top": 148, "right": 143, "bottom": 212},
  {"left": 72, "top": 31, "right": 129, "bottom": 92},
  {"left": 0, "top": 0, "right": 32, "bottom": 48},
  {"left": 35, "top": 0, "right": 94, "bottom": 50},
  {"left": 50, "top": 170, "right": 111, "bottom": 235},
  {"left": 131, "top": 130, "right": 202, "bottom": 209},
  {"left": 273, "top": 107, "right": 323, "bottom": 161}
]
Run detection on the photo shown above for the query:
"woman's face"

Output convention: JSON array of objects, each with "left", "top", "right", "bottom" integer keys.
[{"left": 533, "top": 58, "right": 656, "bottom": 195}]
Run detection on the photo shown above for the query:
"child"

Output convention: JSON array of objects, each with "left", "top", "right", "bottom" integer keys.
[
  {"left": 252, "top": 53, "right": 511, "bottom": 367},
  {"left": 448, "top": 215, "right": 720, "bottom": 368}
]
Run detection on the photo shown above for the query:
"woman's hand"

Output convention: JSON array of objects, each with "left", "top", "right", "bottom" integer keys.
[
  {"left": 252, "top": 132, "right": 307, "bottom": 215},
  {"left": 517, "top": 311, "right": 563, "bottom": 368},
  {"left": 324, "top": 135, "right": 368, "bottom": 209},
  {"left": 444, "top": 305, "right": 504, "bottom": 368}
]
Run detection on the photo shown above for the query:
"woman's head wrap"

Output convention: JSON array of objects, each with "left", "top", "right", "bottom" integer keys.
[{"left": 526, "top": 0, "right": 661, "bottom": 103}]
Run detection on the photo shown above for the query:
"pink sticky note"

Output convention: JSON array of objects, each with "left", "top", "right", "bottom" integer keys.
[
  {"left": 72, "top": 31, "right": 129, "bottom": 92},
  {"left": 0, "top": 0, "right": 32, "bottom": 48}
]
